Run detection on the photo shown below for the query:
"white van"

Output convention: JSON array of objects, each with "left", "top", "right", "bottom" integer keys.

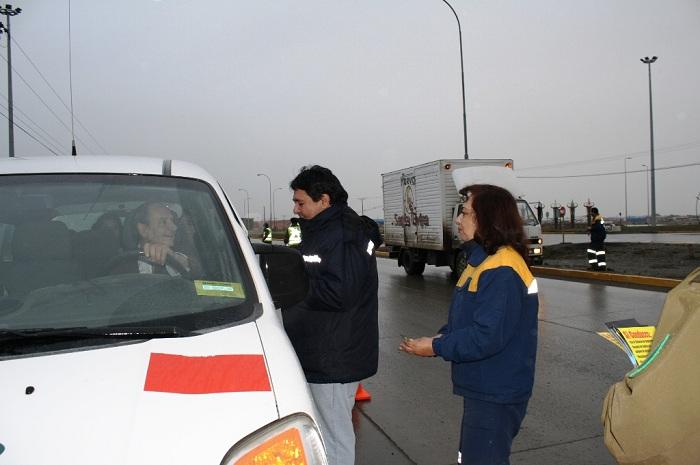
[{"left": 0, "top": 156, "right": 327, "bottom": 465}]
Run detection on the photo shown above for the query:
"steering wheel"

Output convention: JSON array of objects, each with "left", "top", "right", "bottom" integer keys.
[{"left": 105, "top": 250, "right": 190, "bottom": 276}]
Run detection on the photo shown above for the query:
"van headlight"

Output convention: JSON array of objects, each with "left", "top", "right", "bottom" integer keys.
[{"left": 221, "top": 413, "right": 328, "bottom": 465}]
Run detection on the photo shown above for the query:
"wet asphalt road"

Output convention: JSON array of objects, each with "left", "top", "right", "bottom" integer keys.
[{"left": 353, "top": 258, "right": 668, "bottom": 465}]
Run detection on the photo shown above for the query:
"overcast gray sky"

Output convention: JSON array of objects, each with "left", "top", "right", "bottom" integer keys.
[{"left": 2, "top": 0, "right": 699, "bottom": 220}]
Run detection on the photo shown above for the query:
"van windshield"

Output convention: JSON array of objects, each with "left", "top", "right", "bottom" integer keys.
[
  {"left": 517, "top": 200, "right": 539, "bottom": 226},
  {"left": 0, "top": 174, "right": 255, "bottom": 349}
]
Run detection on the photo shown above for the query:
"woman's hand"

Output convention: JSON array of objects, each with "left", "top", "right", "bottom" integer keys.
[{"left": 399, "top": 336, "right": 439, "bottom": 357}]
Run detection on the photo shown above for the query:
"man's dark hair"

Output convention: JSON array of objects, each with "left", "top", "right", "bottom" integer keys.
[
  {"left": 290, "top": 165, "right": 348, "bottom": 204},
  {"left": 591, "top": 207, "right": 599, "bottom": 215}
]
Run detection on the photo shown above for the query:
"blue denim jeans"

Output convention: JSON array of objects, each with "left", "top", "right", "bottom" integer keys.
[{"left": 459, "top": 397, "right": 528, "bottom": 465}]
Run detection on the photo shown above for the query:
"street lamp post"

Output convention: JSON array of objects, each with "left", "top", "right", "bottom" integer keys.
[
  {"left": 696, "top": 193, "right": 700, "bottom": 224},
  {"left": 640, "top": 56, "right": 658, "bottom": 227},
  {"left": 641, "top": 164, "right": 650, "bottom": 224},
  {"left": 273, "top": 187, "right": 285, "bottom": 226},
  {"left": 256, "top": 173, "right": 272, "bottom": 227},
  {"left": 624, "top": 156, "right": 632, "bottom": 222},
  {"left": 441, "top": 0, "right": 468, "bottom": 159},
  {"left": 237, "top": 188, "right": 250, "bottom": 218}
]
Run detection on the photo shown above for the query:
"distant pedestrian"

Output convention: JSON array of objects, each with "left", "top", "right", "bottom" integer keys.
[
  {"left": 588, "top": 207, "right": 607, "bottom": 271},
  {"left": 282, "top": 165, "right": 381, "bottom": 465},
  {"left": 400, "top": 171, "right": 539, "bottom": 465},
  {"left": 284, "top": 217, "right": 302, "bottom": 248},
  {"left": 261, "top": 222, "right": 272, "bottom": 244}
]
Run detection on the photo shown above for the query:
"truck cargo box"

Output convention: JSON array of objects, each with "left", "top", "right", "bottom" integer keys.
[{"left": 382, "top": 159, "right": 514, "bottom": 251}]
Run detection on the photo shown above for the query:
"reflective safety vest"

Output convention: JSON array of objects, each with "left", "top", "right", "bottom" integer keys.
[
  {"left": 287, "top": 225, "right": 302, "bottom": 246},
  {"left": 262, "top": 227, "right": 272, "bottom": 243}
]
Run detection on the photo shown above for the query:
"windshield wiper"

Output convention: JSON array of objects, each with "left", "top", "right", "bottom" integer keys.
[{"left": 0, "top": 325, "right": 193, "bottom": 343}]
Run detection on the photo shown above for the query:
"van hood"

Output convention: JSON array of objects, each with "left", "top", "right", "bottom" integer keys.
[{"left": 0, "top": 323, "right": 278, "bottom": 464}]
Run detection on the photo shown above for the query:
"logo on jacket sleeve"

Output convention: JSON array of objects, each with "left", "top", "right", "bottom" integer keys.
[{"left": 303, "top": 254, "right": 322, "bottom": 263}]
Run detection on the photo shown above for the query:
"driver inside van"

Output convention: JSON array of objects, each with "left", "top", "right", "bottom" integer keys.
[{"left": 111, "top": 202, "right": 194, "bottom": 277}]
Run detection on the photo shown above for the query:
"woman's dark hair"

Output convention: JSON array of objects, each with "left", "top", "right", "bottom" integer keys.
[
  {"left": 290, "top": 165, "right": 348, "bottom": 204},
  {"left": 459, "top": 184, "right": 529, "bottom": 264}
]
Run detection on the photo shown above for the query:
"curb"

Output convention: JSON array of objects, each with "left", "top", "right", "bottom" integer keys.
[
  {"left": 531, "top": 266, "right": 681, "bottom": 290},
  {"left": 375, "top": 252, "right": 680, "bottom": 290}
]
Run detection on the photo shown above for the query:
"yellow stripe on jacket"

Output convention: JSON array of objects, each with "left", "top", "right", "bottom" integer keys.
[{"left": 457, "top": 246, "right": 534, "bottom": 292}]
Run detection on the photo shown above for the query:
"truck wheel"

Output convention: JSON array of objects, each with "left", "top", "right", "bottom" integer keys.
[{"left": 401, "top": 249, "right": 425, "bottom": 276}]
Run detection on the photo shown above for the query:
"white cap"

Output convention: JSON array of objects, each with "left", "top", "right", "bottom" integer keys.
[{"left": 452, "top": 166, "right": 523, "bottom": 198}]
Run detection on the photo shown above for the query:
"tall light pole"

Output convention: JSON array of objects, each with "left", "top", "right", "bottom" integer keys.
[
  {"left": 256, "top": 173, "right": 272, "bottom": 226},
  {"left": 696, "top": 193, "right": 700, "bottom": 224},
  {"left": 441, "top": 0, "right": 468, "bottom": 159},
  {"left": 641, "top": 164, "right": 650, "bottom": 224},
  {"left": 641, "top": 56, "right": 658, "bottom": 227},
  {"left": 623, "top": 156, "right": 632, "bottom": 222},
  {"left": 0, "top": 4, "right": 22, "bottom": 157},
  {"left": 237, "top": 188, "right": 250, "bottom": 218}
]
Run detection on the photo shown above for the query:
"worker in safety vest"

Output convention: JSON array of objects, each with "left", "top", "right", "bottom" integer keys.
[
  {"left": 262, "top": 223, "right": 273, "bottom": 244},
  {"left": 284, "top": 217, "right": 302, "bottom": 248},
  {"left": 587, "top": 207, "right": 606, "bottom": 271}
]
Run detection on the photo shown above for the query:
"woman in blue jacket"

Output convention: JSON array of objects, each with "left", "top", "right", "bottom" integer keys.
[{"left": 400, "top": 183, "right": 539, "bottom": 465}]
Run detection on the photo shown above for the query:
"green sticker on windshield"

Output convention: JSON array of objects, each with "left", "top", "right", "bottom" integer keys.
[{"left": 194, "top": 280, "right": 245, "bottom": 298}]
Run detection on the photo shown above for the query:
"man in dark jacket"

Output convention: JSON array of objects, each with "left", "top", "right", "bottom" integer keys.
[
  {"left": 588, "top": 207, "right": 607, "bottom": 271},
  {"left": 283, "top": 165, "right": 380, "bottom": 465}
]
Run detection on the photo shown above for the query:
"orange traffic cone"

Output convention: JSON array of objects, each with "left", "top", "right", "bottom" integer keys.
[{"left": 355, "top": 383, "right": 372, "bottom": 402}]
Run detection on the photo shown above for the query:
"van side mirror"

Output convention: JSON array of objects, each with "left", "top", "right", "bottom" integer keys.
[{"left": 252, "top": 243, "right": 309, "bottom": 310}]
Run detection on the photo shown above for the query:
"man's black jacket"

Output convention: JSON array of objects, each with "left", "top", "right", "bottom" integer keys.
[
  {"left": 282, "top": 202, "right": 381, "bottom": 384},
  {"left": 590, "top": 221, "right": 607, "bottom": 245}
]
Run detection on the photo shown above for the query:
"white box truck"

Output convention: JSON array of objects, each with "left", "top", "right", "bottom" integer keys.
[{"left": 381, "top": 159, "right": 543, "bottom": 275}]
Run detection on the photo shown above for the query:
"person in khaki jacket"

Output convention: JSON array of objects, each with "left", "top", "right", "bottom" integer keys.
[{"left": 601, "top": 267, "right": 700, "bottom": 465}]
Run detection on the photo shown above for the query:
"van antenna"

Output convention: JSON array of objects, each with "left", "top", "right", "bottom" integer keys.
[{"left": 68, "top": 0, "right": 76, "bottom": 156}]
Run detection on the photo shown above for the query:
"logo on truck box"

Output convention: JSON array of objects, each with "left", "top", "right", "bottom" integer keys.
[{"left": 393, "top": 177, "right": 430, "bottom": 228}]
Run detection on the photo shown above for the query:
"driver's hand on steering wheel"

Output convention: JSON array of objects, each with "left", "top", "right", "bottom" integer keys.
[{"left": 142, "top": 242, "right": 173, "bottom": 266}]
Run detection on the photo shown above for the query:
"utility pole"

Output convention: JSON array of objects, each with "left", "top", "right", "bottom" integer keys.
[
  {"left": 357, "top": 197, "right": 369, "bottom": 215},
  {"left": 0, "top": 4, "right": 22, "bottom": 157}
]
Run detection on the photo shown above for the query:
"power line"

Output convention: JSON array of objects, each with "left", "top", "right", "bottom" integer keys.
[
  {"left": 0, "top": 96, "right": 64, "bottom": 153},
  {"left": 10, "top": 35, "right": 108, "bottom": 153},
  {"left": 0, "top": 87, "right": 67, "bottom": 149},
  {"left": 518, "top": 140, "right": 700, "bottom": 171},
  {"left": 517, "top": 162, "right": 700, "bottom": 179},
  {"left": 0, "top": 107, "right": 60, "bottom": 155},
  {"left": 0, "top": 50, "right": 97, "bottom": 153}
]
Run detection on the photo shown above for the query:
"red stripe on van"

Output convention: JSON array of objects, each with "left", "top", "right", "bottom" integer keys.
[{"left": 144, "top": 353, "right": 271, "bottom": 394}]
